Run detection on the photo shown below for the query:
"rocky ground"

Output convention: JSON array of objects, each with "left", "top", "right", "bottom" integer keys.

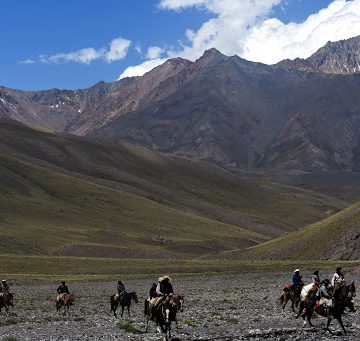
[{"left": 0, "top": 271, "right": 359, "bottom": 340}]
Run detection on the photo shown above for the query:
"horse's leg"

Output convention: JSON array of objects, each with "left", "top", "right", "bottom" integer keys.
[
  {"left": 127, "top": 305, "right": 130, "bottom": 317},
  {"left": 176, "top": 316, "right": 179, "bottom": 333},
  {"left": 121, "top": 305, "right": 124, "bottom": 318},
  {"left": 291, "top": 298, "right": 296, "bottom": 313},
  {"left": 326, "top": 317, "right": 334, "bottom": 334},
  {"left": 337, "top": 316, "right": 347, "bottom": 334},
  {"left": 296, "top": 301, "right": 304, "bottom": 319}
]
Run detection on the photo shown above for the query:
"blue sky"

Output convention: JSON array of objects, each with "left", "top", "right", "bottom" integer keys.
[{"left": 1, "top": 0, "right": 359, "bottom": 90}]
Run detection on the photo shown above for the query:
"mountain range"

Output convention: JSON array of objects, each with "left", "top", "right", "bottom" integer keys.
[{"left": 2, "top": 36, "right": 360, "bottom": 171}]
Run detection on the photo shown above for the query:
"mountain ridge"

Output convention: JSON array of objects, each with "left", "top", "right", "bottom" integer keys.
[{"left": 2, "top": 36, "right": 360, "bottom": 171}]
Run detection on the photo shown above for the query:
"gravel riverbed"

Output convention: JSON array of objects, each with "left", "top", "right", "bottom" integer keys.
[{"left": 0, "top": 271, "right": 359, "bottom": 340}]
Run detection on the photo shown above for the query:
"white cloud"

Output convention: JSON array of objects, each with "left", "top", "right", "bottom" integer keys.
[
  {"left": 243, "top": 0, "right": 360, "bottom": 63},
  {"left": 33, "top": 36, "right": 131, "bottom": 64},
  {"left": 105, "top": 37, "right": 131, "bottom": 62},
  {"left": 119, "top": 58, "right": 167, "bottom": 79},
  {"left": 146, "top": 46, "right": 165, "bottom": 59},
  {"left": 18, "top": 59, "right": 35, "bottom": 64},
  {"left": 120, "top": 0, "right": 360, "bottom": 78}
]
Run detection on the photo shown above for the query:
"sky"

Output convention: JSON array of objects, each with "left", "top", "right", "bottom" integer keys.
[{"left": 1, "top": 0, "right": 360, "bottom": 90}]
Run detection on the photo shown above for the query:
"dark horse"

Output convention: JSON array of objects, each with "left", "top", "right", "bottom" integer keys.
[
  {"left": 145, "top": 294, "right": 184, "bottom": 340},
  {"left": 297, "top": 281, "right": 356, "bottom": 334},
  {"left": 0, "top": 293, "right": 14, "bottom": 313},
  {"left": 56, "top": 293, "right": 75, "bottom": 315},
  {"left": 110, "top": 291, "right": 138, "bottom": 318}
]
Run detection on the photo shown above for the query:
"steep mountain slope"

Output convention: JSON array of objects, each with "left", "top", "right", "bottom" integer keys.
[
  {"left": 0, "top": 121, "right": 348, "bottom": 258},
  {"left": 93, "top": 52, "right": 360, "bottom": 171},
  {"left": 229, "top": 201, "right": 360, "bottom": 261}
]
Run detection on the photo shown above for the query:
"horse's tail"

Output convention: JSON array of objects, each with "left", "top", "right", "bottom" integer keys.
[{"left": 144, "top": 299, "right": 149, "bottom": 316}]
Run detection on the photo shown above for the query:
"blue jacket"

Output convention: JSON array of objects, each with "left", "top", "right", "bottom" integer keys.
[{"left": 292, "top": 273, "right": 302, "bottom": 286}]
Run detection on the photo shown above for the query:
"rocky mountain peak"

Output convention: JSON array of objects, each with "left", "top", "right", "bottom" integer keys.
[{"left": 306, "top": 35, "right": 360, "bottom": 74}]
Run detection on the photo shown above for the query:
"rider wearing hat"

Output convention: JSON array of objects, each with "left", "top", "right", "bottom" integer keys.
[
  {"left": 148, "top": 275, "right": 174, "bottom": 320},
  {"left": 292, "top": 269, "right": 303, "bottom": 298},
  {"left": 316, "top": 278, "right": 333, "bottom": 311},
  {"left": 331, "top": 267, "right": 344, "bottom": 286}
]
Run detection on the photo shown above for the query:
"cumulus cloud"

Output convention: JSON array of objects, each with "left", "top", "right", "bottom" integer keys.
[
  {"left": 243, "top": 0, "right": 360, "bottom": 63},
  {"left": 119, "top": 58, "right": 167, "bottom": 79},
  {"left": 146, "top": 46, "right": 165, "bottom": 59},
  {"left": 120, "top": 0, "right": 360, "bottom": 78},
  {"left": 105, "top": 37, "right": 132, "bottom": 62},
  {"left": 31, "top": 37, "right": 131, "bottom": 64}
]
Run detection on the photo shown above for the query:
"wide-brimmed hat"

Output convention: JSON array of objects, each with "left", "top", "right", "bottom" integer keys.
[
  {"left": 294, "top": 269, "right": 300, "bottom": 273},
  {"left": 1, "top": 280, "right": 6, "bottom": 282},
  {"left": 159, "top": 275, "right": 171, "bottom": 281}
]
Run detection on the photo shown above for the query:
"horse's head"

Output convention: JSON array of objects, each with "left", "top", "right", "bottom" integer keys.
[
  {"left": 346, "top": 297, "right": 356, "bottom": 312},
  {"left": 171, "top": 294, "right": 184, "bottom": 312}
]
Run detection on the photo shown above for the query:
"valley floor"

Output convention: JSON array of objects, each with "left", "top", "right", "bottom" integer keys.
[{"left": 0, "top": 271, "right": 359, "bottom": 340}]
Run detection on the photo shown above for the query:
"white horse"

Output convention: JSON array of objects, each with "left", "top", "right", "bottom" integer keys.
[{"left": 300, "top": 283, "right": 318, "bottom": 301}]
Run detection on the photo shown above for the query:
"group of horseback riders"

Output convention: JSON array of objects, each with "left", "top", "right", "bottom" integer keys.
[{"left": 291, "top": 267, "right": 345, "bottom": 311}]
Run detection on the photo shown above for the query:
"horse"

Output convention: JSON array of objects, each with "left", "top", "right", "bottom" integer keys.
[
  {"left": 280, "top": 284, "right": 301, "bottom": 313},
  {"left": 145, "top": 294, "right": 184, "bottom": 340},
  {"left": 56, "top": 293, "right": 75, "bottom": 315},
  {"left": 0, "top": 293, "right": 14, "bottom": 313},
  {"left": 297, "top": 281, "right": 355, "bottom": 334},
  {"left": 110, "top": 291, "right": 138, "bottom": 318}
]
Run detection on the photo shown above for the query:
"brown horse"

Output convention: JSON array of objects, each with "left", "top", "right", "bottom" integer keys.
[
  {"left": 0, "top": 293, "right": 14, "bottom": 313},
  {"left": 145, "top": 294, "right": 184, "bottom": 339},
  {"left": 56, "top": 293, "right": 75, "bottom": 315},
  {"left": 279, "top": 285, "right": 300, "bottom": 313},
  {"left": 297, "top": 282, "right": 356, "bottom": 334},
  {"left": 110, "top": 291, "right": 138, "bottom": 318}
]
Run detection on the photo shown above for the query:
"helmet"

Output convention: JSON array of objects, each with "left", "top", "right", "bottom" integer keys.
[{"left": 294, "top": 269, "right": 300, "bottom": 273}]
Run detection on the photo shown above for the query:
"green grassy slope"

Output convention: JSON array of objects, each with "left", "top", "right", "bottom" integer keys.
[
  {"left": 229, "top": 201, "right": 360, "bottom": 261},
  {"left": 0, "top": 120, "right": 347, "bottom": 241},
  {"left": 0, "top": 152, "right": 268, "bottom": 258}
]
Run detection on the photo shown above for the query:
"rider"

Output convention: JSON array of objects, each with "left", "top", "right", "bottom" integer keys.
[
  {"left": 312, "top": 270, "right": 320, "bottom": 285},
  {"left": 292, "top": 269, "right": 303, "bottom": 298},
  {"left": 56, "top": 280, "right": 70, "bottom": 302},
  {"left": 0, "top": 280, "right": 9, "bottom": 294},
  {"left": 149, "top": 275, "right": 174, "bottom": 319},
  {"left": 331, "top": 267, "right": 345, "bottom": 286},
  {"left": 316, "top": 279, "right": 333, "bottom": 311},
  {"left": 149, "top": 282, "right": 157, "bottom": 299},
  {"left": 117, "top": 280, "right": 126, "bottom": 298}
]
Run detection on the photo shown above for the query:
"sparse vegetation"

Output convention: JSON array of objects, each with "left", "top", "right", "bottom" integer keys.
[{"left": 116, "top": 321, "right": 144, "bottom": 334}]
